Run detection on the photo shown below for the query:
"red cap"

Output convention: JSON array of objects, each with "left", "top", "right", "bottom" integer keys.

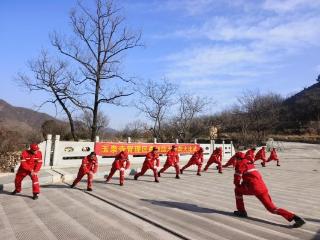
[
  {"left": 235, "top": 152, "right": 245, "bottom": 159},
  {"left": 153, "top": 147, "right": 158, "bottom": 151},
  {"left": 199, "top": 147, "right": 203, "bottom": 152},
  {"left": 30, "top": 144, "right": 39, "bottom": 151},
  {"left": 172, "top": 145, "right": 177, "bottom": 148}
]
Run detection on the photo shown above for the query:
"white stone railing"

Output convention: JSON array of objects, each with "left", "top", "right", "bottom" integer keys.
[{"left": 38, "top": 135, "right": 235, "bottom": 168}]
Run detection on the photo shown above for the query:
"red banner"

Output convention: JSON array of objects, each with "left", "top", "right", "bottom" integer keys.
[{"left": 94, "top": 142, "right": 200, "bottom": 156}]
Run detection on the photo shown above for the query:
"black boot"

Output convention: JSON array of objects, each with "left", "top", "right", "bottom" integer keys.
[
  {"left": 233, "top": 211, "right": 248, "bottom": 218},
  {"left": 87, "top": 187, "right": 93, "bottom": 191},
  {"left": 292, "top": 215, "right": 306, "bottom": 228},
  {"left": 180, "top": 169, "right": 183, "bottom": 174},
  {"left": 32, "top": 193, "right": 39, "bottom": 200},
  {"left": 11, "top": 190, "right": 17, "bottom": 195},
  {"left": 175, "top": 175, "right": 180, "bottom": 179},
  {"left": 158, "top": 172, "right": 161, "bottom": 177},
  {"left": 134, "top": 175, "right": 138, "bottom": 180},
  {"left": 197, "top": 172, "right": 201, "bottom": 176},
  {"left": 155, "top": 179, "right": 159, "bottom": 183},
  {"left": 70, "top": 183, "right": 75, "bottom": 188}
]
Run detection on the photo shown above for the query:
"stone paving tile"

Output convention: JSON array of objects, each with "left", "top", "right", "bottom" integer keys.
[{"left": 0, "top": 142, "right": 319, "bottom": 240}]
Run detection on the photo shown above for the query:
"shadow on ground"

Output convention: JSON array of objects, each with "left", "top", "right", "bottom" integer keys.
[
  {"left": 42, "top": 184, "right": 71, "bottom": 189},
  {"left": 310, "top": 229, "right": 320, "bottom": 240},
  {"left": 141, "top": 199, "right": 290, "bottom": 228},
  {"left": 0, "top": 190, "right": 33, "bottom": 199},
  {"left": 304, "top": 218, "right": 320, "bottom": 223}
]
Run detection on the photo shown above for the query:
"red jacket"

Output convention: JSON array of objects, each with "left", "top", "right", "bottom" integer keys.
[
  {"left": 19, "top": 150, "right": 42, "bottom": 173},
  {"left": 245, "top": 149, "right": 255, "bottom": 162},
  {"left": 80, "top": 155, "right": 98, "bottom": 173},
  {"left": 143, "top": 151, "right": 160, "bottom": 168},
  {"left": 113, "top": 151, "right": 130, "bottom": 169},
  {"left": 165, "top": 150, "right": 179, "bottom": 165},
  {"left": 189, "top": 151, "right": 204, "bottom": 165},
  {"left": 208, "top": 148, "right": 222, "bottom": 162},
  {"left": 269, "top": 149, "right": 279, "bottom": 160},
  {"left": 234, "top": 158, "right": 268, "bottom": 195},
  {"left": 226, "top": 154, "right": 237, "bottom": 165},
  {"left": 254, "top": 148, "right": 266, "bottom": 161}
]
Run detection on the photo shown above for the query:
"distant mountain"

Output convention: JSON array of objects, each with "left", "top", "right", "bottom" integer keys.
[
  {"left": 284, "top": 81, "right": 320, "bottom": 105},
  {"left": 280, "top": 81, "right": 320, "bottom": 130},
  {"left": 0, "top": 99, "right": 119, "bottom": 137},
  {"left": 0, "top": 99, "right": 58, "bottom": 132}
]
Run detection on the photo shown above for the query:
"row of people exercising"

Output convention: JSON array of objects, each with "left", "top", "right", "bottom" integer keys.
[{"left": 12, "top": 144, "right": 305, "bottom": 228}]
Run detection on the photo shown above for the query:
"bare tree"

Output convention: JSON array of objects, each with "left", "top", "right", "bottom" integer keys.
[
  {"left": 134, "top": 79, "right": 177, "bottom": 141},
  {"left": 237, "top": 91, "right": 283, "bottom": 144},
  {"left": 172, "top": 94, "right": 210, "bottom": 142},
  {"left": 17, "top": 51, "right": 79, "bottom": 140},
  {"left": 79, "top": 110, "right": 110, "bottom": 136},
  {"left": 51, "top": 0, "right": 142, "bottom": 141},
  {"left": 121, "top": 120, "right": 150, "bottom": 139},
  {"left": 41, "top": 120, "right": 69, "bottom": 139}
]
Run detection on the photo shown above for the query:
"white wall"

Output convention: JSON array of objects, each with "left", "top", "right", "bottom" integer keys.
[{"left": 42, "top": 135, "right": 235, "bottom": 168}]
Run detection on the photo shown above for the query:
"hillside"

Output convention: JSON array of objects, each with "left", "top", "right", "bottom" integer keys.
[
  {"left": 280, "top": 81, "right": 320, "bottom": 131},
  {"left": 284, "top": 81, "right": 320, "bottom": 110},
  {"left": 0, "top": 99, "right": 118, "bottom": 140},
  {"left": 0, "top": 99, "right": 58, "bottom": 131}
]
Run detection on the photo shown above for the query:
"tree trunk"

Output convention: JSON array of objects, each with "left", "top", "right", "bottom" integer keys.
[
  {"left": 91, "top": 76, "right": 100, "bottom": 142},
  {"left": 52, "top": 89, "right": 78, "bottom": 141}
]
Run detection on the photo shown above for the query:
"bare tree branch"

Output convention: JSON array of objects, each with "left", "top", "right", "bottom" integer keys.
[
  {"left": 134, "top": 78, "right": 177, "bottom": 141},
  {"left": 16, "top": 51, "right": 79, "bottom": 140},
  {"left": 51, "top": 0, "right": 142, "bottom": 141}
]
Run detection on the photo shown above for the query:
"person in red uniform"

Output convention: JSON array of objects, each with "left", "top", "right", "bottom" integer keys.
[
  {"left": 254, "top": 146, "right": 267, "bottom": 167},
  {"left": 134, "top": 147, "right": 160, "bottom": 182},
  {"left": 222, "top": 153, "right": 237, "bottom": 168},
  {"left": 203, "top": 147, "right": 222, "bottom": 173},
  {"left": 180, "top": 147, "right": 204, "bottom": 176},
  {"left": 158, "top": 145, "right": 180, "bottom": 179},
  {"left": 266, "top": 148, "right": 280, "bottom": 166},
  {"left": 11, "top": 144, "right": 43, "bottom": 200},
  {"left": 106, "top": 150, "right": 130, "bottom": 186},
  {"left": 245, "top": 147, "right": 256, "bottom": 163},
  {"left": 71, "top": 152, "right": 98, "bottom": 191},
  {"left": 233, "top": 152, "right": 305, "bottom": 228}
]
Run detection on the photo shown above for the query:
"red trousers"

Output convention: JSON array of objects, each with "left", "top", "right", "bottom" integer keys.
[
  {"left": 267, "top": 158, "right": 279, "bottom": 165},
  {"left": 256, "top": 158, "right": 267, "bottom": 163},
  {"left": 204, "top": 160, "right": 222, "bottom": 172},
  {"left": 235, "top": 185, "right": 294, "bottom": 221},
  {"left": 106, "top": 167, "right": 125, "bottom": 185},
  {"left": 15, "top": 169, "right": 40, "bottom": 194},
  {"left": 159, "top": 162, "right": 180, "bottom": 175},
  {"left": 181, "top": 161, "right": 202, "bottom": 174},
  {"left": 135, "top": 165, "right": 158, "bottom": 181},
  {"left": 73, "top": 170, "right": 93, "bottom": 188}
]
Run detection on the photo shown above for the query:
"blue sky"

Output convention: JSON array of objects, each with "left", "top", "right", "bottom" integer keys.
[{"left": 1, "top": 0, "right": 320, "bottom": 129}]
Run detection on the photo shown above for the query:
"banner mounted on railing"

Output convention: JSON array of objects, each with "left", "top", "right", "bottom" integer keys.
[{"left": 95, "top": 142, "right": 200, "bottom": 156}]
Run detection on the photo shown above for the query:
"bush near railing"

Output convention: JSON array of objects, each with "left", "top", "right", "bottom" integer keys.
[{"left": 0, "top": 152, "right": 21, "bottom": 172}]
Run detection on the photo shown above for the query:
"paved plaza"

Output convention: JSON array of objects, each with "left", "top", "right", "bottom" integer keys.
[{"left": 1, "top": 142, "right": 319, "bottom": 239}]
